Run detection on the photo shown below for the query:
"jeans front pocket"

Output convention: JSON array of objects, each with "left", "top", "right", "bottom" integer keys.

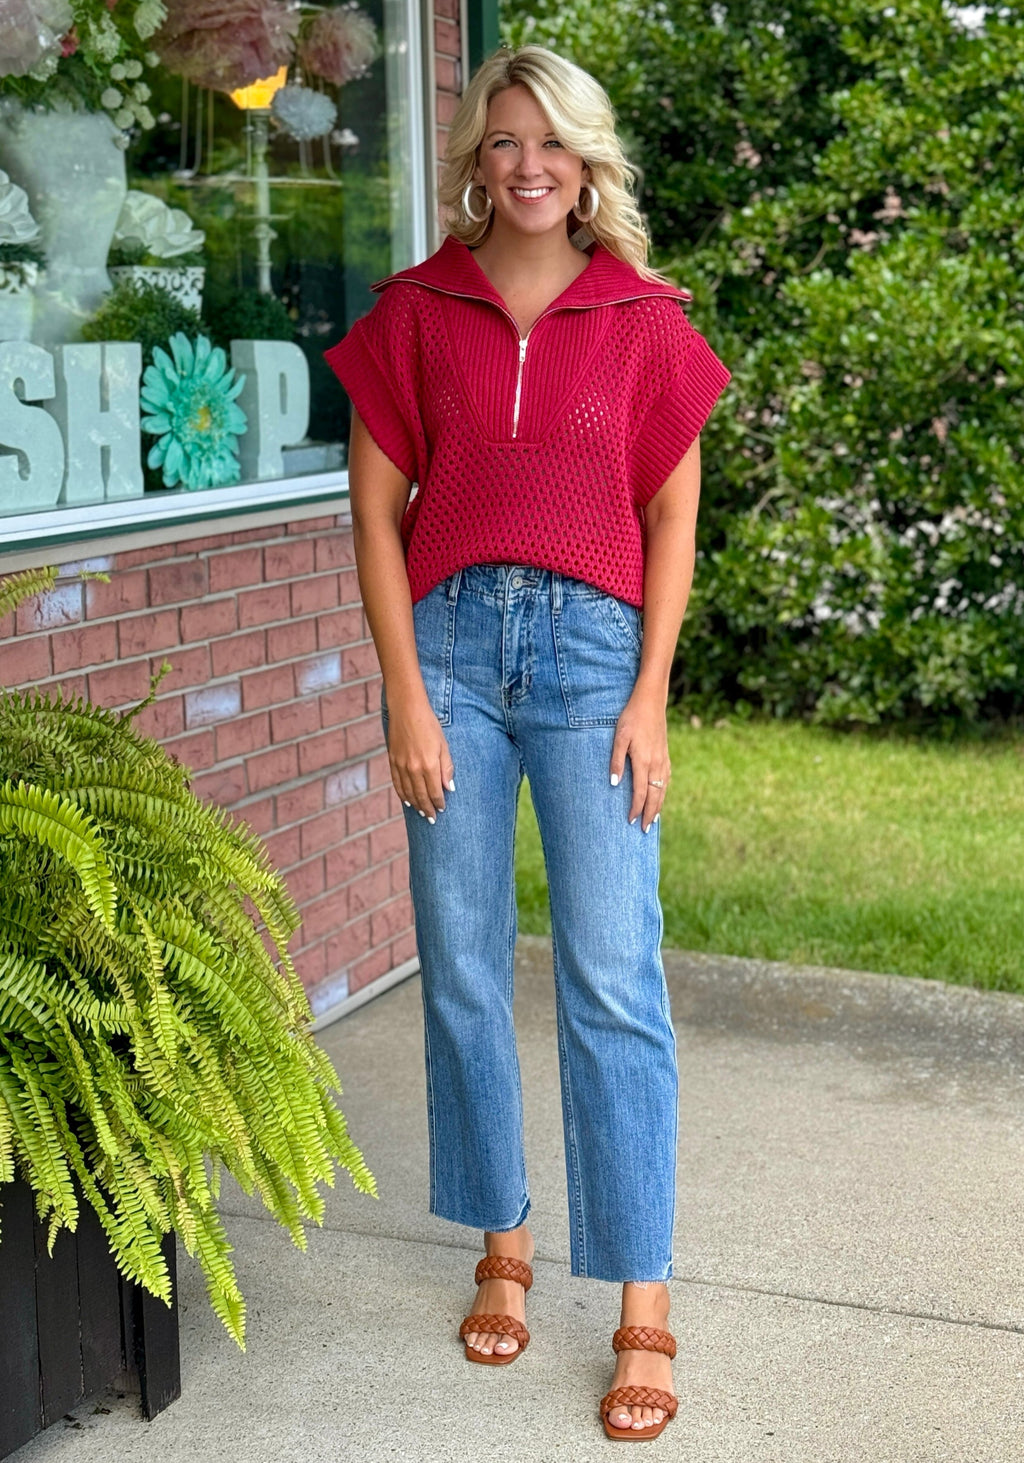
[
  {"left": 604, "top": 594, "right": 643, "bottom": 655},
  {"left": 552, "top": 588, "right": 643, "bottom": 728},
  {"left": 410, "top": 580, "right": 457, "bottom": 726}
]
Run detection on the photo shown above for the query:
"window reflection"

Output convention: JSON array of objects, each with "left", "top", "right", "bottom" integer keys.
[{"left": 0, "top": 0, "right": 415, "bottom": 516}]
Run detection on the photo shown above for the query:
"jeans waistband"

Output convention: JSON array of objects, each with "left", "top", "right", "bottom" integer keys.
[{"left": 454, "top": 563, "right": 612, "bottom": 607}]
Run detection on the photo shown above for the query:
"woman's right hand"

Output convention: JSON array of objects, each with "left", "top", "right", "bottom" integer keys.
[{"left": 386, "top": 691, "right": 455, "bottom": 823}]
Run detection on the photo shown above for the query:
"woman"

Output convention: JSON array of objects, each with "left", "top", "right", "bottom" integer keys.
[{"left": 325, "top": 44, "right": 729, "bottom": 1441}]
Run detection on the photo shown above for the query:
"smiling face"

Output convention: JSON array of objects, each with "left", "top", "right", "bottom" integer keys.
[{"left": 472, "top": 83, "right": 589, "bottom": 239}]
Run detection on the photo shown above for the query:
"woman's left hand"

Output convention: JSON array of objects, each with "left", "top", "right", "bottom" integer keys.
[{"left": 609, "top": 684, "right": 671, "bottom": 832}]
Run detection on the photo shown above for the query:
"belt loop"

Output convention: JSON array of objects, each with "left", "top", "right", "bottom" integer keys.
[
  {"left": 551, "top": 572, "right": 563, "bottom": 614},
  {"left": 446, "top": 568, "right": 463, "bottom": 605}
]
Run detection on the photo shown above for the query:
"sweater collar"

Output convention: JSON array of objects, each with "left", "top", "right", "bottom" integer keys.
[{"left": 370, "top": 232, "right": 692, "bottom": 309}]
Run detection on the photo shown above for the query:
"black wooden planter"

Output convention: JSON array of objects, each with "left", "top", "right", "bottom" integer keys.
[{"left": 0, "top": 1177, "right": 181, "bottom": 1459}]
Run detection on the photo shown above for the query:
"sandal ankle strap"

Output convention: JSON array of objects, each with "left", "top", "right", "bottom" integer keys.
[
  {"left": 474, "top": 1255, "right": 533, "bottom": 1291},
  {"left": 612, "top": 1325, "right": 677, "bottom": 1359}
]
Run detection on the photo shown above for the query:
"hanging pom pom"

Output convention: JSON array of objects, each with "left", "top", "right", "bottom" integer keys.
[
  {"left": 271, "top": 83, "right": 337, "bottom": 141},
  {"left": 298, "top": 4, "right": 378, "bottom": 87}
]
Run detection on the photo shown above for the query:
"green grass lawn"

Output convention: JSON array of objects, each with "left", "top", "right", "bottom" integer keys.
[{"left": 514, "top": 717, "right": 1024, "bottom": 992}]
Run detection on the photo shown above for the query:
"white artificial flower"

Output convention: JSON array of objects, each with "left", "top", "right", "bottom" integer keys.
[
  {"left": 87, "top": 13, "right": 122, "bottom": 62},
  {"left": 0, "top": 169, "right": 40, "bottom": 246},
  {"left": 110, "top": 62, "right": 127, "bottom": 80},
  {"left": 114, "top": 189, "right": 205, "bottom": 258},
  {"left": 124, "top": 58, "right": 144, "bottom": 78},
  {"left": 27, "top": 50, "right": 60, "bottom": 81},
  {"left": 115, "top": 108, "right": 135, "bottom": 130},
  {"left": 157, "top": 205, "right": 205, "bottom": 254},
  {"left": 132, "top": 82, "right": 151, "bottom": 101},
  {"left": 133, "top": 0, "right": 167, "bottom": 40},
  {"left": 101, "top": 87, "right": 123, "bottom": 109},
  {"left": 271, "top": 85, "right": 338, "bottom": 142},
  {"left": 136, "top": 105, "right": 155, "bottom": 130}
]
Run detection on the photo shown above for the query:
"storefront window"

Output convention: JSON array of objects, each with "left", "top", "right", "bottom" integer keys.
[{"left": 0, "top": 0, "right": 423, "bottom": 523}]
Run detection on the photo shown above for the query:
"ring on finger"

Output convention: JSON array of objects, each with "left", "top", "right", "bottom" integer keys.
[{"left": 649, "top": 777, "right": 666, "bottom": 788}]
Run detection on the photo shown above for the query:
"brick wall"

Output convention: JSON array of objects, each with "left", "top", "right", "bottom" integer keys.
[
  {"left": 435, "top": 0, "right": 462, "bottom": 165},
  {"left": 0, "top": 517, "right": 415, "bottom": 1016}
]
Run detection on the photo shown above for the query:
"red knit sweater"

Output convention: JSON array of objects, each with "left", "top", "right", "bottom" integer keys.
[{"left": 324, "top": 234, "right": 730, "bottom": 607}]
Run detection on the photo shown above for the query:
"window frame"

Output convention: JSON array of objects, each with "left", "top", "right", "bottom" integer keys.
[{"left": 0, "top": 0, "right": 430, "bottom": 558}]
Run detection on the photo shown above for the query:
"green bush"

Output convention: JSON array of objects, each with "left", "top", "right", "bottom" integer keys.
[
  {"left": 81, "top": 279, "right": 202, "bottom": 367},
  {"left": 202, "top": 278, "right": 295, "bottom": 353},
  {"left": 502, "top": 0, "right": 1024, "bottom": 724},
  {"left": 0, "top": 241, "right": 44, "bottom": 289},
  {"left": 0, "top": 241, "right": 45, "bottom": 268},
  {"left": 106, "top": 242, "right": 204, "bottom": 269}
]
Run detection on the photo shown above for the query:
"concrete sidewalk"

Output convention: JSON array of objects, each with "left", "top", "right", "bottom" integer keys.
[{"left": 13, "top": 937, "right": 1024, "bottom": 1463}]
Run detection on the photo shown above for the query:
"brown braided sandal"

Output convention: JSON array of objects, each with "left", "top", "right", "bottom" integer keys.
[
  {"left": 458, "top": 1255, "right": 533, "bottom": 1366},
  {"left": 599, "top": 1325, "right": 679, "bottom": 1441}
]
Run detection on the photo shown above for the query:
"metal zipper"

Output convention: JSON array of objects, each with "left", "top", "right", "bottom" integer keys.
[{"left": 512, "top": 336, "right": 528, "bottom": 438}]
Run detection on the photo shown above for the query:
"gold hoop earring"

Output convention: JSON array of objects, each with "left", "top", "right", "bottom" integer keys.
[
  {"left": 462, "top": 181, "right": 493, "bottom": 223},
  {"left": 572, "top": 183, "right": 600, "bottom": 224}
]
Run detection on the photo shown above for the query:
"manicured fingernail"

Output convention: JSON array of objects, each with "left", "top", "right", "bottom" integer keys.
[
  {"left": 610, "top": 772, "right": 620, "bottom": 786},
  {"left": 418, "top": 809, "right": 425, "bottom": 817},
  {"left": 403, "top": 800, "right": 412, "bottom": 807},
  {"left": 643, "top": 822, "right": 651, "bottom": 834},
  {"left": 427, "top": 816, "right": 436, "bottom": 825},
  {"left": 447, "top": 779, "right": 456, "bottom": 791},
  {"left": 654, "top": 813, "right": 660, "bottom": 823},
  {"left": 629, "top": 816, "right": 637, "bottom": 825}
]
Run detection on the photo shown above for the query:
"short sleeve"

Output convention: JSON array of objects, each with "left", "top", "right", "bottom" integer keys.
[
  {"left": 323, "top": 285, "right": 423, "bottom": 483},
  {"left": 629, "top": 309, "right": 731, "bottom": 506}
]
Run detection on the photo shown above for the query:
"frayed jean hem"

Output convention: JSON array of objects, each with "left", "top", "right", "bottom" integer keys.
[
  {"left": 431, "top": 1194, "right": 532, "bottom": 1235},
  {"left": 573, "top": 1261, "right": 674, "bottom": 1284}
]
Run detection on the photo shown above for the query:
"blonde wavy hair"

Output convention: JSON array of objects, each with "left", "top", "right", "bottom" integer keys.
[{"left": 439, "top": 45, "right": 669, "bottom": 285}]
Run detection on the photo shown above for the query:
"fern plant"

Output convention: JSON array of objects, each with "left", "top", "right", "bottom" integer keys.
[{"left": 0, "top": 567, "right": 375, "bottom": 1349}]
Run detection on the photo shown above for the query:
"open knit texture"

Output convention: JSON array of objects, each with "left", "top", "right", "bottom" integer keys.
[{"left": 324, "top": 234, "right": 731, "bottom": 608}]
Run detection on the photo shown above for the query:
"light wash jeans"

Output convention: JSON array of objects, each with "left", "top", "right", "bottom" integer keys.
[{"left": 382, "top": 563, "right": 678, "bottom": 1281}]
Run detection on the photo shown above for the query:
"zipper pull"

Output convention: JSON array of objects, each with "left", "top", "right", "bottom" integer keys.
[{"left": 518, "top": 338, "right": 528, "bottom": 362}]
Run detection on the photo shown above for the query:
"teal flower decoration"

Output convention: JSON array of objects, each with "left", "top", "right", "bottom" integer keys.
[{"left": 141, "top": 333, "right": 247, "bottom": 491}]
